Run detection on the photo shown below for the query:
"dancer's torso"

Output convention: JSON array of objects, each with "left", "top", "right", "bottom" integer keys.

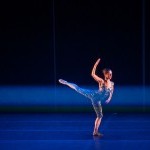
[
  {"left": 99, "top": 80, "right": 113, "bottom": 92},
  {"left": 91, "top": 81, "right": 114, "bottom": 103}
]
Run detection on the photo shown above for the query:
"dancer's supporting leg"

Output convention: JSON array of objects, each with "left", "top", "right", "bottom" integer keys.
[{"left": 93, "top": 105, "right": 103, "bottom": 136}]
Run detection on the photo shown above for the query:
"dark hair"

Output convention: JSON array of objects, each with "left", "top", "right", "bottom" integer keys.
[{"left": 102, "top": 68, "right": 112, "bottom": 74}]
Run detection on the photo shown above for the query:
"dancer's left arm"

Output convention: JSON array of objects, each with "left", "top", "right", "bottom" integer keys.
[{"left": 91, "top": 58, "right": 104, "bottom": 83}]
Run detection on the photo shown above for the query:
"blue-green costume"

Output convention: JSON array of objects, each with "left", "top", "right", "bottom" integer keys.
[{"left": 70, "top": 82, "right": 114, "bottom": 118}]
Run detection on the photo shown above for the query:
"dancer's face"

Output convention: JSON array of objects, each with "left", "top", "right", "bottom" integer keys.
[{"left": 104, "top": 71, "right": 112, "bottom": 80}]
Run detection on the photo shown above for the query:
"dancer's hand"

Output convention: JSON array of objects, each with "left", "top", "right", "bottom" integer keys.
[
  {"left": 105, "top": 99, "right": 110, "bottom": 104},
  {"left": 95, "top": 58, "right": 100, "bottom": 66}
]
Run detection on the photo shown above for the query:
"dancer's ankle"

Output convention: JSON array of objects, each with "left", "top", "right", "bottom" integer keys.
[{"left": 93, "top": 129, "right": 98, "bottom": 134}]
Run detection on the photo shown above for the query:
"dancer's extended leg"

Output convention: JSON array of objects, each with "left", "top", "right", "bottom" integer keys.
[
  {"left": 59, "top": 79, "right": 91, "bottom": 98},
  {"left": 59, "top": 79, "right": 78, "bottom": 90}
]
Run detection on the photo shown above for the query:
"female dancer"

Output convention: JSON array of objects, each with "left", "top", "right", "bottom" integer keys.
[{"left": 59, "top": 58, "right": 114, "bottom": 136}]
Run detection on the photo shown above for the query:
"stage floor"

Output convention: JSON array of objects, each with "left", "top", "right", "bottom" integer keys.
[{"left": 0, "top": 113, "right": 150, "bottom": 150}]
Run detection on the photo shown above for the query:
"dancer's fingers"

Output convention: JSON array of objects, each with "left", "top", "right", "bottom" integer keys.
[{"left": 95, "top": 58, "right": 100, "bottom": 64}]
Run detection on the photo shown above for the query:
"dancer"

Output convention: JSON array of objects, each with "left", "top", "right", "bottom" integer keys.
[{"left": 59, "top": 58, "right": 114, "bottom": 136}]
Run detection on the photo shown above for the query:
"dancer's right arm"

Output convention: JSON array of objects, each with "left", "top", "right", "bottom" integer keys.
[{"left": 91, "top": 58, "right": 104, "bottom": 83}]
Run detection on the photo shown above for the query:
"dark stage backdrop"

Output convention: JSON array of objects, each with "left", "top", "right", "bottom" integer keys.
[
  {"left": 0, "top": 0, "right": 149, "bottom": 112},
  {"left": 0, "top": 0, "right": 149, "bottom": 86}
]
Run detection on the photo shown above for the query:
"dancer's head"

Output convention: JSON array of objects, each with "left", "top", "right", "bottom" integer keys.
[{"left": 102, "top": 68, "right": 112, "bottom": 80}]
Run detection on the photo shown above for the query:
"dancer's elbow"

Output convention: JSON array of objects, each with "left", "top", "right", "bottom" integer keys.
[
  {"left": 91, "top": 73, "right": 96, "bottom": 79},
  {"left": 91, "top": 72, "right": 95, "bottom": 77}
]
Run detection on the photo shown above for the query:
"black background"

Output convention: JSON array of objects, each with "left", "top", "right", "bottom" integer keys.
[{"left": 0, "top": 0, "right": 149, "bottom": 86}]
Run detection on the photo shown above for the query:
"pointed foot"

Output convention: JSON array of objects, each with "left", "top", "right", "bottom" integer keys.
[
  {"left": 58, "top": 79, "right": 67, "bottom": 85},
  {"left": 93, "top": 132, "right": 103, "bottom": 137}
]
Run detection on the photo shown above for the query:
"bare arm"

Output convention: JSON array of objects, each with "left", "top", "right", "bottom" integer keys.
[{"left": 91, "top": 58, "right": 104, "bottom": 83}]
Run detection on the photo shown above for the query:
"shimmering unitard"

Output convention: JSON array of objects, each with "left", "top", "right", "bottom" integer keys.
[{"left": 71, "top": 82, "right": 114, "bottom": 118}]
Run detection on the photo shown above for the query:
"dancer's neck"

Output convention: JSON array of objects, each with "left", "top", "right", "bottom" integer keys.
[{"left": 104, "top": 78, "right": 110, "bottom": 82}]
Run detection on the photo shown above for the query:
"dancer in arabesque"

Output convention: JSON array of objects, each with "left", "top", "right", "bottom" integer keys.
[{"left": 59, "top": 58, "right": 114, "bottom": 136}]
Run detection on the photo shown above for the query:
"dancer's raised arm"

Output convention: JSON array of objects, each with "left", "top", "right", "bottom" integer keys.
[{"left": 91, "top": 58, "right": 104, "bottom": 83}]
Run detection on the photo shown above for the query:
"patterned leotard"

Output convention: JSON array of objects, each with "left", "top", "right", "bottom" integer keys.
[{"left": 75, "top": 82, "right": 114, "bottom": 118}]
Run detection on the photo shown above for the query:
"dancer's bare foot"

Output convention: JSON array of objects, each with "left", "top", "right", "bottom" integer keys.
[
  {"left": 93, "top": 132, "right": 103, "bottom": 137},
  {"left": 58, "top": 79, "right": 67, "bottom": 85}
]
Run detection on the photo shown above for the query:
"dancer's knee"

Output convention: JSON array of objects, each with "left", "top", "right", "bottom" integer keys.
[
  {"left": 96, "top": 109, "right": 103, "bottom": 119},
  {"left": 72, "top": 85, "right": 78, "bottom": 91},
  {"left": 97, "top": 113, "right": 103, "bottom": 119},
  {"left": 74, "top": 85, "right": 81, "bottom": 91},
  {"left": 93, "top": 105, "right": 103, "bottom": 119}
]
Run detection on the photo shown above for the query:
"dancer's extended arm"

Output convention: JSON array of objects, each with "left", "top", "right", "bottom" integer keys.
[{"left": 91, "top": 58, "right": 104, "bottom": 83}]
